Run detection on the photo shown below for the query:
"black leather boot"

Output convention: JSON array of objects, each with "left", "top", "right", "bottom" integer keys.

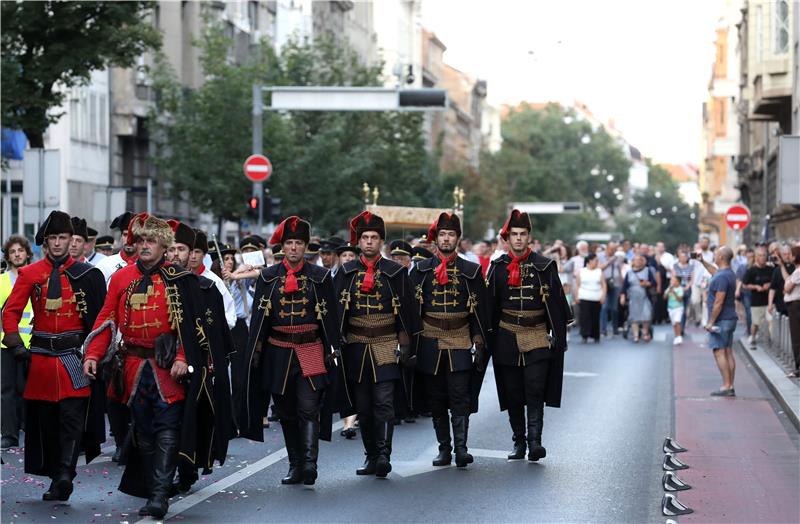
[
  {"left": 136, "top": 432, "right": 157, "bottom": 516},
  {"left": 431, "top": 416, "right": 452, "bottom": 466},
  {"left": 507, "top": 406, "right": 526, "bottom": 460},
  {"left": 527, "top": 403, "right": 546, "bottom": 461},
  {"left": 171, "top": 462, "right": 199, "bottom": 496},
  {"left": 43, "top": 440, "right": 79, "bottom": 501},
  {"left": 452, "top": 415, "right": 473, "bottom": 468},
  {"left": 356, "top": 416, "right": 377, "bottom": 476},
  {"left": 374, "top": 420, "right": 393, "bottom": 478},
  {"left": 299, "top": 419, "right": 319, "bottom": 486},
  {"left": 143, "top": 429, "right": 179, "bottom": 519},
  {"left": 280, "top": 420, "right": 303, "bottom": 484}
]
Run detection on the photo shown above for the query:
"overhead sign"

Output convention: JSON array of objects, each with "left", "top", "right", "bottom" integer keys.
[
  {"left": 267, "top": 87, "right": 448, "bottom": 112},
  {"left": 510, "top": 202, "right": 583, "bottom": 214},
  {"left": 725, "top": 204, "right": 751, "bottom": 230},
  {"left": 244, "top": 154, "right": 272, "bottom": 183}
]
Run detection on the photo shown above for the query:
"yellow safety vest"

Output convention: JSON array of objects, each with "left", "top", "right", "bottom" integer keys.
[{"left": 0, "top": 271, "right": 33, "bottom": 348}]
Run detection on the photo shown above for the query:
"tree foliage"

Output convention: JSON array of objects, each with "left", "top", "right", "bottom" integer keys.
[
  {"left": 150, "top": 22, "right": 437, "bottom": 235},
  {"left": 1, "top": 1, "right": 161, "bottom": 147}
]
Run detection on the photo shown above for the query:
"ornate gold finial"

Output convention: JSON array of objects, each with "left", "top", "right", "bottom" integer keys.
[
  {"left": 372, "top": 186, "right": 380, "bottom": 206},
  {"left": 362, "top": 182, "right": 370, "bottom": 205},
  {"left": 452, "top": 186, "right": 460, "bottom": 211},
  {"left": 458, "top": 187, "right": 466, "bottom": 211}
]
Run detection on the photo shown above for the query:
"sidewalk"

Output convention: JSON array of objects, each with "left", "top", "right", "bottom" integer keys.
[
  {"left": 737, "top": 334, "right": 800, "bottom": 432},
  {"left": 672, "top": 327, "right": 799, "bottom": 523}
]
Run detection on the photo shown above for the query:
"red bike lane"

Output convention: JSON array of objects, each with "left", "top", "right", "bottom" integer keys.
[{"left": 673, "top": 328, "right": 800, "bottom": 523}]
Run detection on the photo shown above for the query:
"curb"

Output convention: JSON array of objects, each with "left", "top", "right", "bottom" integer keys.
[{"left": 736, "top": 337, "right": 800, "bottom": 432}]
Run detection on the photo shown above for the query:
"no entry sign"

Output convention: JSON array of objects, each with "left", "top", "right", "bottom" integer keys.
[
  {"left": 725, "top": 204, "right": 751, "bottom": 230},
  {"left": 243, "top": 154, "right": 272, "bottom": 183}
]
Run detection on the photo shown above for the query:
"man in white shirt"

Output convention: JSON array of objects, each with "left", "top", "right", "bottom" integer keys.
[
  {"left": 84, "top": 227, "right": 107, "bottom": 266},
  {"left": 96, "top": 212, "right": 138, "bottom": 285},
  {"left": 188, "top": 229, "right": 237, "bottom": 330}
]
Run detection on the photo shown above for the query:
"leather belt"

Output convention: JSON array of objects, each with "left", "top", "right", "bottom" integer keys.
[
  {"left": 31, "top": 334, "right": 84, "bottom": 351},
  {"left": 501, "top": 312, "right": 546, "bottom": 328},
  {"left": 122, "top": 344, "right": 155, "bottom": 359},
  {"left": 347, "top": 323, "right": 395, "bottom": 339},
  {"left": 269, "top": 330, "right": 319, "bottom": 345},
  {"left": 423, "top": 315, "right": 469, "bottom": 331}
]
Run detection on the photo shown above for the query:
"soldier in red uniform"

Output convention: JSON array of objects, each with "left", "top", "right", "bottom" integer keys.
[
  {"left": 83, "top": 213, "right": 216, "bottom": 518},
  {"left": 1, "top": 210, "right": 107, "bottom": 502}
]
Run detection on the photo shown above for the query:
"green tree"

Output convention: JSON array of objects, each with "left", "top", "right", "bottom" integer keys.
[
  {"left": 471, "top": 103, "right": 632, "bottom": 241},
  {"left": 1, "top": 1, "right": 161, "bottom": 147},
  {"left": 617, "top": 162, "right": 699, "bottom": 250},
  {"left": 150, "top": 23, "right": 436, "bottom": 234}
]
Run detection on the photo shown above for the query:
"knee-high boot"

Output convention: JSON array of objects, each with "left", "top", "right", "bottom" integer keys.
[
  {"left": 42, "top": 439, "right": 80, "bottom": 501},
  {"left": 356, "top": 416, "right": 377, "bottom": 476},
  {"left": 299, "top": 419, "right": 319, "bottom": 485},
  {"left": 527, "top": 403, "right": 546, "bottom": 461},
  {"left": 143, "top": 429, "right": 179, "bottom": 519},
  {"left": 280, "top": 420, "right": 302, "bottom": 484},
  {"left": 374, "top": 419, "right": 393, "bottom": 478},
  {"left": 135, "top": 431, "right": 156, "bottom": 516},
  {"left": 431, "top": 416, "right": 452, "bottom": 466},
  {"left": 452, "top": 415, "right": 473, "bottom": 468},
  {"left": 507, "top": 406, "right": 526, "bottom": 459}
]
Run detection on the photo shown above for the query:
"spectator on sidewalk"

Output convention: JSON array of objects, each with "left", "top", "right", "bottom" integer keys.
[
  {"left": 575, "top": 253, "right": 606, "bottom": 343},
  {"left": 743, "top": 246, "right": 773, "bottom": 349},
  {"left": 664, "top": 274, "right": 685, "bottom": 345},
  {"left": 768, "top": 244, "right": 795, "bottom": 319},
  {"left": 697, "top": 246, "right": 738, "bottom": 396},
  {"left": 600, "top": 244, "right": 625, "bottom": 336},
  {"left": 735, "top": 247, "right": 754, "bottom": 337},
  {"left": 782, "top": 246, "right": 800, "bottom": 379},
  {"left": 620, "top": 255, "right": 656, "bottom": 343}
]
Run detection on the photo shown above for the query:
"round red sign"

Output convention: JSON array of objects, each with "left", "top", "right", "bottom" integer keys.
[
  {"left": 243, "top": 154, "right": 272, "bottom": 183},
  {"left": 725, "top": 204, "right": 751, "bottom": 231}
]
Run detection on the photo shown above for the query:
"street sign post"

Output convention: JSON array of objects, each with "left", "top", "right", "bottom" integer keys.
[
  {"left": 725, "top": 204, "right": 751, "bottom": 230},
  {"left": 243, "top": 154, "right": 272, "bottom": 183}
]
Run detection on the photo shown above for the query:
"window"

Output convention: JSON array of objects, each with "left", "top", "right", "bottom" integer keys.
[
  {"left": 90, "top": 91, "right": 97, "bottom": 143},
  {"left": 70, "top": 89, "right": 80, "bottom": 138},
  {"left": 774, "top": 0, "right": 790, "bottom": 54},
  {"left": 755, "top": 5, "right": 763, "bottom": 62}
]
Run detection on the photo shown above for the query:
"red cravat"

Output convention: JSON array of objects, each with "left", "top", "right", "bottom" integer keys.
[
  {"left": 360, "top": 256, "right": 377, "bottom": 292},
  {"left": 195, "top": 263, "right": 205, "bottom": 275},
  {"left": 283, "top": 259, "right": 303, "bottom": 293},
  {"left": 435, "top": 252, "right": 457, "bottom": 286},
  {"left": 507, "top": 249, "right": 532, "bottom": 287}
]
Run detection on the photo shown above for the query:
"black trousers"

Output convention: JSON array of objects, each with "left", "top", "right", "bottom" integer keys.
[
  {"left": 271, "top": 360, "right": 323, "bottom": 423},
  {"left": 496, "top": 359, "right": 550, "bottom": 409},
  {"left": 424, "top": 370, "right": 470, "bottom": 417},
  {"left": 129, "top": 364, "right": 184, "bottom": 435},
  {"left": 352, "top": 380, "right": 395, "bottom": 423},
  {"left": 27, "top": 397, "right": 87, "bottom": 478},
  {"left": 579, "top": 300, "right": 601, "bottom": 340},
  {"left": 1, "top": 348, "right": 26, "bottom": 439}
]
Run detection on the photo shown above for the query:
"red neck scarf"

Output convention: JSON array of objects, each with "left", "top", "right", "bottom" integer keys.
[
  {"left": 195, "top": 263, "right": 205, "bottom": 276},
  {"left": 435, "top": 252, "right": 457, "bottom": 286},
  {"left": 121, "top": 250, "right": 137, "bottom": 265},
  {"left": 360, "top": 255, "right": 378, "bottom": 292},
  {"left": 507, "top": 249, "right": 531, "bottom": 287},
  {"left": 283, "top": 259, "right": 303, "bottom": 293}
]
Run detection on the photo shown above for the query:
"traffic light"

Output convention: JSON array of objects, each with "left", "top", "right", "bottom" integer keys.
[
  {"left": 269, "top": 197, "right": 281, "bottom": 223},
  {"left": 398, "top": 89, "right": 447, "bottom": 109},
  {"left": 247, "top": 196, "right": 259, "bottom": 218}
]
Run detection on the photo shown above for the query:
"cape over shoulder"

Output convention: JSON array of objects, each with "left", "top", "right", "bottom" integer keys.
[
  {"left": 65, "top": 260, "right": 101, "bottom": 280},
  {"left": 159, "top": 263, "right": 194, "bottom": 281},
  {"left": 377, "top": 258, "right": 404, "bottom": 278},
  {"left": 305, "top": 263, "right": 330, "bottom": 284}
]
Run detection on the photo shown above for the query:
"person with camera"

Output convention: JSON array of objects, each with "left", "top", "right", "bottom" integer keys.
[
  {"left": 696, "top": 246, "right": 738, "bottom": 396},
  {"left": 768, "top": 245, "right": 795, "bottom": 321}
]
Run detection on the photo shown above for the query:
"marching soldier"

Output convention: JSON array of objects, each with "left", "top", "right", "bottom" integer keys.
[
  {"left": 94, "top": 235, "right": 115, "bottom": 257},
  {"left": 188, "top": 230, "right": 237, "bottom": 330},
  {"left": 69, "top": 216, "right": 89, "bottom": 263},
  {"left": 487, "top": 210, "right": 572, "bottom": 462},
  {"left": 389, "top": 240, "right": 413, "bottom": 270},
  {"left": 337, "top": 211, "right": 420, "bottom": 478},
  {"left": 85, "top": 227, "right": 107, "bottom": 265},
  {"left": 1, "top": 211, "right": 107, "bottom": 502},
  {"left": 237, "top": 216, "right": 340, "bottom": 487},
  {"left": 83, "top": 213, "right": 219, "bottom": 518},
  {"left": 410, "top": 212, "right": 490, "bottom": 468}
]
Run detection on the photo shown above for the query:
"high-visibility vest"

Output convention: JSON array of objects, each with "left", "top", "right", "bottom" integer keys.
[{"left": 0, "top": 271, "right": 33, "bottom": 348}]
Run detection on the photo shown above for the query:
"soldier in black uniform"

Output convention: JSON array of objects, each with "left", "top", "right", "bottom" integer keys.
[
  {"left": 389, "top": 240, "right": 413, "bottom": 270},
  {"left": 337, "top": 211, "right": 420, "bottom": 478},
  {"left": 410, "top": 213, "right": 490, "bottom": 468},
  {"left": 488, "top": 210, "right": 572, "bottom": 462},
  {"left": 238, "top": 216, "right": 340, "bottom": 486}
]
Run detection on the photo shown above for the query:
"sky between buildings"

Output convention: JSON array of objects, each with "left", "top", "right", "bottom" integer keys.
[{"left": 421, "top": 0, "right": 725, "bottom": 165}]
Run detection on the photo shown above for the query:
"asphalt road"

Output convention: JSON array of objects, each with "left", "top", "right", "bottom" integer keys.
[{"left": 2, "top": 327, "right": 677, "bottom": 523}]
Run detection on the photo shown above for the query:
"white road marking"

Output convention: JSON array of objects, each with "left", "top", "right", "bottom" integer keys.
[
  {"left": 135, "top": 419, "right": 345, "bottom": 523},
  {"left": 563, "top": 371, "right": 598, "bottom": 378}
]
